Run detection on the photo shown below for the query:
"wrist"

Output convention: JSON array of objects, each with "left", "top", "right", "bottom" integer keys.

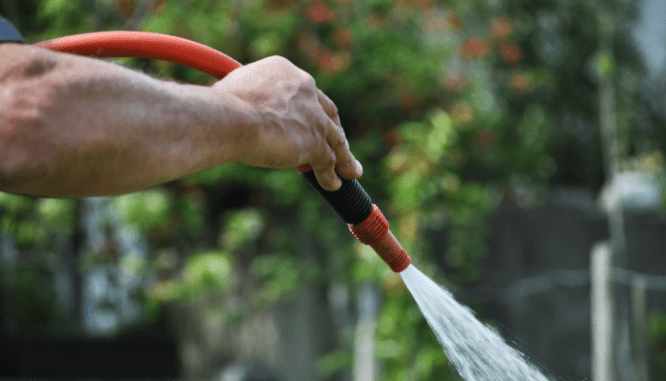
[{"left": 205, "top": 82, "right": 262, "bottom": 165}]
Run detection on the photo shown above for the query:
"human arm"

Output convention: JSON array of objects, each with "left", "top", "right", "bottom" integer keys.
[{"left": 0, "top": 44, "right": 361, "bottom": 198}]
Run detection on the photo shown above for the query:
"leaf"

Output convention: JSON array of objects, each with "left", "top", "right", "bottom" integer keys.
[
  {"left": 425, "top": 109, "right": 454, "bottom": 162},
  {"left": 392, "top": 170, "right": 422, "bottom": 210},
  {"left": 184, "top": 251, "right": 232, "bottom": 292}
]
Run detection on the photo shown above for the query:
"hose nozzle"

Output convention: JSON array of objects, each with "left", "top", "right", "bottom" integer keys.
[
  {"left": 349, "top": 204, "right": 411, "bottom": 272},
  {"left": 297, "top": 165, "right": 411, "bottom": 272}
]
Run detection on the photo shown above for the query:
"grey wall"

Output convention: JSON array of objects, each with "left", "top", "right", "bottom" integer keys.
[
  {"left": 463, "top": 192, "right": 666, "bottom": 380},
  {"left": 444, "top": 191, "right": 666, "bottom": 380}
]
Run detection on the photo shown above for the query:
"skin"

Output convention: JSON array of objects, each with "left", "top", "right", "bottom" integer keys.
[{"left": 0, "top": 43, "right": 362, "bottom": 198}]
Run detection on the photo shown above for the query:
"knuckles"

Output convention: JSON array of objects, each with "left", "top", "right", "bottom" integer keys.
[{"left": 332, "top": 134, "right": 347, "bottom": 149}]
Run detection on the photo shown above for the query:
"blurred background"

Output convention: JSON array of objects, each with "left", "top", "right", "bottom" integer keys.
[{"left": 1, "top": 0, "right": 666, "bottom": 380}]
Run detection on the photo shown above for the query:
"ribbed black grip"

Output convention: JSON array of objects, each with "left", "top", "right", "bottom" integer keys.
[{"left": 300, "top": 170, "right": 373, "bottom": 225}]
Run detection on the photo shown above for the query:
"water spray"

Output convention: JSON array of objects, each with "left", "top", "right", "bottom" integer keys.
[
  {"left": 36, "top": 32, "right": 553, "bottom": 380},
  {"left": 35, "top": 31, "right": 411, "bottom": 273}
]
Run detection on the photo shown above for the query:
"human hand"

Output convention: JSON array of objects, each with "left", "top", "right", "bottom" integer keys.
[{"left": 212, "top": 56, "right": 362, "bottom": 191}]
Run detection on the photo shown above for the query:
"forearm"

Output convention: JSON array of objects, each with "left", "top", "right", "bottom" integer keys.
[{"left": 0, "top": 44, "right": 259, "bottom": 198}]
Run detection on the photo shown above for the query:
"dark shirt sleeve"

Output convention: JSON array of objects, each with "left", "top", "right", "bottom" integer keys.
[{"left": 0, "top": 16, "right": 25, "bottom": 43}]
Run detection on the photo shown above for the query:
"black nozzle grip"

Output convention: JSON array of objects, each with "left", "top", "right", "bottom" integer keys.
[{"left": 299, "top": 170, "right": 373, "bottom": 226}]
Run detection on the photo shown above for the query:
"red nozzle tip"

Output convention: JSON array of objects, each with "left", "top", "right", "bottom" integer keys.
[
  {"left": 296, "top": 164, "right": 313, "bottom": 173},
  {"left": 349, "top": 204, "right": 411, "bottom": 273}
]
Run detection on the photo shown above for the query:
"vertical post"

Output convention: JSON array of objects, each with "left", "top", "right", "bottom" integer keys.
[
  {"left": 353, "top": 283, "right": 378, "bottom": 381},
  {"left": 597, "top": 8, "right": 633, "bottom": 379},
  {"left": 592, "top": 242, "right": 614, "bottom": 381},
  {"left": 631, "top": 278, "right": 649, "bottom": 381}
]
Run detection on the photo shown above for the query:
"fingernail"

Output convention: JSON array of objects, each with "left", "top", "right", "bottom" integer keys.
[{"left": 356, "top": 160, "right": 363, "bottom": 176}]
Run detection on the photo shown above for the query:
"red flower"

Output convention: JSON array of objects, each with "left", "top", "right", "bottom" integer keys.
[
  {"left": 306, "top": 3, "right": 334, "bottom": 23},
  {"left": 499, "top": 42, "right": 522, "bottom": 65},
  {"left": 319, "top": 52, "right": 351, "bottom": 75},
  {"left": 460, "top": 37, "right": 489, "bottom": 59}
]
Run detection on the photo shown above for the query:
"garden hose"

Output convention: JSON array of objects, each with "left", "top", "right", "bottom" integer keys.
[{"left": 35, "top": 31, "right": 411, "bottom": 272}]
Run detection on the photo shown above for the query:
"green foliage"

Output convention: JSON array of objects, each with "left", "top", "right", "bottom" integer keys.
[
  {"left": 37, "top": 0, "right": 92, "bottom": 39},
  {"left": 112, "top": 189, "right": 172, "bottom": 232},
  {"left": 0, "top": 192, "right": 76, "bottom": 249},
  {"left": 184, "top": 251, "right": 232, "bottom": 295},
  {"left": 594, "top": 51, "right": 617, "bottom": 79},
  {"left": 316, "top": 347, "right": 353, "bottom": 379},
  {"left": 37, "top": 198, "right": 76, "bottom": 233},
  {"left": 249, "top": 252, "right": 299, "bottom": 307},
  {"left": 0, "top": 193, "right": 37, "bottom": 246},
  {"left": 148, "top": 250, "right": 232, "bottom": 304},
  {"left": 220, "top": 208, "right": 265, "bottom": 251},
  {"left": 649, "top": 310, "right": 666, "bottom": 380}
]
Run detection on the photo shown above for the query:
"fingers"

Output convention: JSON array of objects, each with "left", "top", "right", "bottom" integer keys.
[
  {"left": 316, "top": 90, "right": 363, "bottom": 181},
  {"left": 310, "top": 137, "right": 342, "bottom": 192}
]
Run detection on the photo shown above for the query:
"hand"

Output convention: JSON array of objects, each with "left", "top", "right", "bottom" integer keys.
[{"left": 212, "top": 56, "right": 363, "bottom": 191}]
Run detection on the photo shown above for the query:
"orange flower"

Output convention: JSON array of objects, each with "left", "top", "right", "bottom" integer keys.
[
  {"left": 460, "top": 37, "right": 489, "bottom": 58},
  {"left": 499, "top": 42, "right": 522, "bottom": 65},
  {"left": 510, "top": 72, "right": 536, "bottom": 94},
  {"left": 306, "top": 3, "right": 334, "bottom": 23},
  {"left": 439, "top": 74, "right": 469, "bottom": 92},
  {"left": 491, "top": 16, "right": 514, "bottom": 39},
  {"left": 447, "top": 12, "right": 463, "bottom": 33},
  {"left": 332, "top": 28, "right": 354, "bottom": 50},
  {"left": 319, "top": 52, "right": 351, "bottom": 75},
  {"left": 451, "top": 102, "right": 474, "bottom": 124}
]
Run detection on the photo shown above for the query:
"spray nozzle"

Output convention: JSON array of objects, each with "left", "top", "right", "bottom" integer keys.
[{"left": 297, "top": 165, "right": 411, "bottom": 272}]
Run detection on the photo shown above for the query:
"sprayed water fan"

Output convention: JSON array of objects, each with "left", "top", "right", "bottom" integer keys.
[{"left": 36, "top": 32, "right": 553, "bottom": 381}]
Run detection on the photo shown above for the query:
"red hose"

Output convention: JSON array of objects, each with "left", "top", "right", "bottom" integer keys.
[
  {"left": 35, "top": 31, "right": 241, "bottom": 79},
  {"left": 36, "top": 31, "right": 411, "bottom": 273}
]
